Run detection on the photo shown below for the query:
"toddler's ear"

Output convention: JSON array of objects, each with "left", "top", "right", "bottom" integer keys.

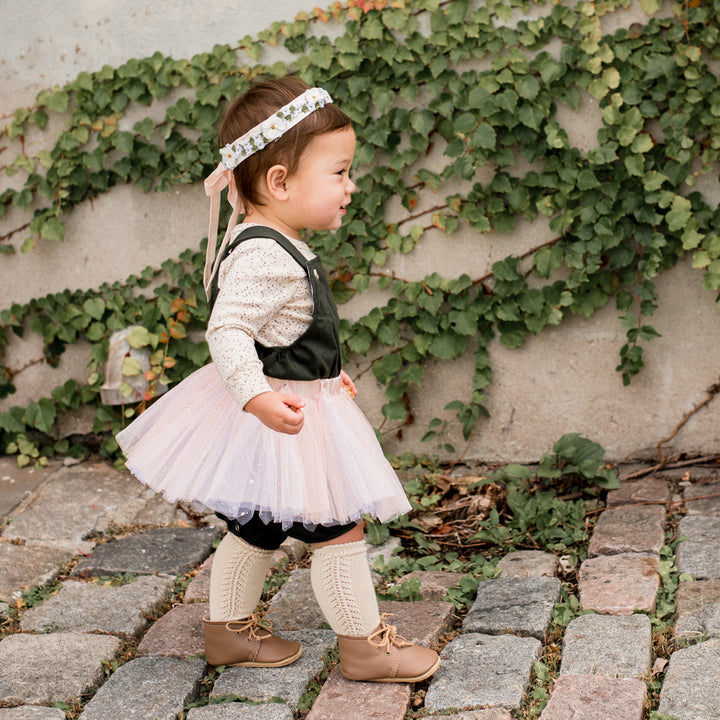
[{"left": 265, "top": 165, "right": 289, "bottom": 200}]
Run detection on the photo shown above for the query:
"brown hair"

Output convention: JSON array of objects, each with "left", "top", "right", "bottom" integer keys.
[{"left": 219, "top": 77, "right": 352, "bottom": 207}]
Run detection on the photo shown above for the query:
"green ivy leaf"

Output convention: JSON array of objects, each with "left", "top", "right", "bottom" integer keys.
[
  {"left": 121, "top": 357, "right": 143, "bottom": 377},
  {"left": 25, "top": 398, "right": 57, "bottom": 435},
  {"left": 631, "top": 133, "right": 653, "bottom": 153},
  {"left": 0, "top": 408, "right": 27, "bottom": 433},
  {"left": 410, "top": 110, "right": 435, "bottom": 136},
  {"left": 428, "top": 332, "right": 468, "bottom": 359},
  {"left": 113, "top": 132, "right": 135, "bottom": 153},
  {"left": 665, "top": 195, "right": 692, "bottom": 232},
  {"left": 640, "top": 0, "right": 662, "bottom": 15},
  {"left": 83, "top": 298, "right": 106, "bottom": 320},
  {"left": 40, "top": 218, "right": 64, "bottom": 242},
  {"left": 534, "top": 245, "right": 563, "bottom": 278},
  {"left": 44, "top": 89, "right": 70, "bottom": 113},
  {"left": 517, "top": 75, "right": 540, "bottom": 100},
  {"left": 134, "top": 117, "right": 155, "bottom": 140}
]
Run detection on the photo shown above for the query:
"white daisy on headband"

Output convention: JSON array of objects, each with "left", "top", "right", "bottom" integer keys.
[
  {"left": 220, "top": 87, "right": 333, "bottom": 171},
  {"left": 261, "top": 116, "right": 288, "bottom": 141}
]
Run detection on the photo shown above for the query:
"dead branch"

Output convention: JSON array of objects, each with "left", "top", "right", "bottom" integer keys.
[
  {"left": 0, "top": 222, "right": 30, "bottom": 243},
  {"left": 584, "top": 490, "right": 720, "bottom": 516},
  {"left": 657, "top": 380, "right": 720, "bottom": 463},
  {"left": 620, "top": 454, "right": 720, "bottom": 481}
]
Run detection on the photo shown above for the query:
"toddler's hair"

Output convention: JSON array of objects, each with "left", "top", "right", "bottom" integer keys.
[{"left": 220, "top": 77, "right": 352, "bottom": 207}]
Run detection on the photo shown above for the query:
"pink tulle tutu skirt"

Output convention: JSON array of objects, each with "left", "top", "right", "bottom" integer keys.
[{"left": 116, "top": 363, "right": 411, "bottom": 529}]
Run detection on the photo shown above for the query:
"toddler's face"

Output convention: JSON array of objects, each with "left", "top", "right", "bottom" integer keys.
[{"left": 284, "top": 126, "right": 356, "bottom": 233}]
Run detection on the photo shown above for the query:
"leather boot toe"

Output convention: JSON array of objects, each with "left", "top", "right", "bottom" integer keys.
[
  {"left": 204, "top": 614, "right": 302, "bottom": 668},
  {"left": 337, "top": 614, "right": 440, "bottom": 683}
]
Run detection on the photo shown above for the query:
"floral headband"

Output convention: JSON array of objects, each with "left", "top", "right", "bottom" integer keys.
[
  {"left": 220, "top": 87, "right": 332, "bottom": 170},
  {"left": 202, "top": 87, "right": 334, "bottom": 293}
]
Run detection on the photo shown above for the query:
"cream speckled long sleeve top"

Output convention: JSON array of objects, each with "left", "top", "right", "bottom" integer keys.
[{"left": 206, "top": 224, "right": 315, "bottom": 409}]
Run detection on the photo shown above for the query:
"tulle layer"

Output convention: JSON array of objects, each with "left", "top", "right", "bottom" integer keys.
[{"left": 116, "top": 363, "right": 411, "bottom": 529}]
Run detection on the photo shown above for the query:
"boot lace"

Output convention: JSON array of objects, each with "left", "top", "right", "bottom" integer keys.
[
  {"left": 225, "top": 613, "right": 273, "bottom": 641},
  {"left": 367, "top": 613, "right": 411, "bottom": 654}
]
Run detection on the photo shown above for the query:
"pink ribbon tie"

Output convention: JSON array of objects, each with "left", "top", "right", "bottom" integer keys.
[{"left": 203, "top": 164, "right": 244, "bottom": 296}]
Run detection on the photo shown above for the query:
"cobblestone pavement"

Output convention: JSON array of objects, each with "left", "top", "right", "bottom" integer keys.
[{"left": 1, "top": 456, "right": 719, "bottom": 719}]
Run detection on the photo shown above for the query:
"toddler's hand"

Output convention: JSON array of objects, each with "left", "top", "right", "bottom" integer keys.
[
  {"left": 244, "top": 391, "right": 305, "bottom": 434},
  {"left": 340, "top": 370, "right": 357, "bottom": 398}
]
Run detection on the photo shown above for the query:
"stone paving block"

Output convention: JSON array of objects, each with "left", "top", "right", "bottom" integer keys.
[
  {"left": 676, "top": 541, "right": 720, "bottom": 580},
  {"left": 606, "top": 477, "right": 670, "bottom": 507},
  {"left": 538, "top": 674, "right": 647, "bottom": 720},
  {"left": 303, "top": 599, "right": 451, "bottom": 719},
  {"left": 131, "top": 489, "right": 194, "bottom": 527},
  {"left": 423, "top": 633, "right": 542, "bottom": 712},
  {"left": 0, "top": 456, "right": 58, "bottom": 520},
  {"left": 187, "top": 703, "right": 294, "bottom": 720},
  {"left": 20, "top": 575, "right": 174, "bottom": 635},
  {"left": 210, "top": 630, "right": 336, "bottom": 710},
  {"left": 0, "top": 632, "right": 120, "bottom": 704},
  {"left": 559, "top": 613, "right": 652, "bottom": 678},
  {"left": 675, "top": 579, "right": 720, "bottom": 639},
  {"left": 2, "top": 463, "right": 154, "bottom": 552},
  {"left": 279, "top": 536, "right": 308, "bottom": 562},
  {"left": 578, "top": 553, "right": 659, "bottom": 615},
  {"left": 377, "top": 600, "right": 455, "bottom": 646},
  {"left": 0, "top": 540, "right": 70, "bottom": 602},
  {"left": 305, "top": 665, "right": 411, "bottom": 720},
  {"left": 184, "top": 553, "right": 213, "bottom": 603},
  {"left": 658, "top": 637, "right": 720, "bottom": 720},
  {"left": 497, "top": 550, "right": 558, "bottom": 578},
  {"left": 267, "top": 569, "right": 326, "bottom": 630},
  {"left": 430, "top": 711, "right": 512, "bottom": 720},
  {"left": 79, "top": 656, "right": 206, "bottom": 720},
  {"left": 137, "top": 602, "right": 208, "bottom": 658},
  {"left": 676, "top": 516, "right": 720, "bottom": 579},
  {"left": 0, "top": 709, "right": 66, "bottom": 720},
  {"left": 71, "top": 526, "right": 220, "bottom": 578},
  {"left": 463, "top": 576, "right": 561, "bottom": 639},
  {"left": 684, "top": 479, "right": 720, "bottom": 516},
  {"left": 677, "top": 515, "right": 720, "bottom": 542},
  {"left": 395, "top": 570, "right": 466, "bottom": 600},
  {"left": 587, "top": 505, "right": 666, "bottom": 557}
]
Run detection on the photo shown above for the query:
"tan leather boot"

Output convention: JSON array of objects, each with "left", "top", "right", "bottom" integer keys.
[
  {"left": 336, "top": 615, "right": 440, "bottom": 682},
  {"left": 203, "top": 614, "right": 302, "bottom": 668}
]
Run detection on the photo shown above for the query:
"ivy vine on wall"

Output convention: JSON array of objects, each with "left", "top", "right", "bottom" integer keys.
[{"left": 1, "top": 0, "right": 720, "bottom": 465}]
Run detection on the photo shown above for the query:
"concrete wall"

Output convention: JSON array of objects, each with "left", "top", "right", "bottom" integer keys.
[{"left": 2, "top": 0, "right": 720, "bottom": 463}]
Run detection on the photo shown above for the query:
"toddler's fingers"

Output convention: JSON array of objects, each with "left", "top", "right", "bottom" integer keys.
[
  {"left": 283, "top": 394, "right": 306, "bottom": 412},
  {"left": 340, "top": 370, "right": 357, "bottom": 397},
  {"left": 283, "top": 408, "right": 304, "bottom": 433}
]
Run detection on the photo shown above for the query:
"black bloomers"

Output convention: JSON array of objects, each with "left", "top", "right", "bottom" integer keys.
[{"left": 217, "top": 511, "right": 358, "bottom": 551}]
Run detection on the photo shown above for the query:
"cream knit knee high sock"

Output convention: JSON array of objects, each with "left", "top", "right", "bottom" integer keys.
[
  {"left": 310, "top": 539, "right": 380, "bottom": 636},
  {"left": 209, "top": 533, "right": 274, "bottom": 621}
]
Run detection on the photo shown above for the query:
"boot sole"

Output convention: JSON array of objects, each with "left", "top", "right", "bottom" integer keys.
[
  {"left": 224, "top": 647, "right": 303, "bottom": 668},
  {"left": 344, "top": 656, "right": 441, "bottom": 683}
]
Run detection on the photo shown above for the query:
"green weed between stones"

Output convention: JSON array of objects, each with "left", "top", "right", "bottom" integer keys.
[
  {"left": 372, "top": 434, "right": 617, "bottom": 613},
  {"left": 297, "top": 646, "right": 340, "bottom": 717},
  {"left": 185, "top": 691, "right": 288, "bottom": 714},
  {"left": 645, "top": 522, "right": 694, "bottom": 717}
]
